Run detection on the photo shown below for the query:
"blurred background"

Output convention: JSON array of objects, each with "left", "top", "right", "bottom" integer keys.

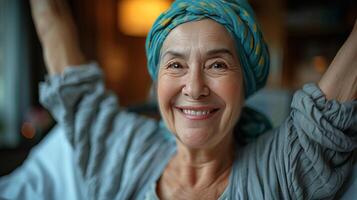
[{"left": 0, "top": 0, "right": 356, "bottom": 176}]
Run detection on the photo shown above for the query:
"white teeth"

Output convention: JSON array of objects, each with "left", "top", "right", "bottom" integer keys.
[{"left": 182, "top": 109, "right": 211, "bottom": 116}]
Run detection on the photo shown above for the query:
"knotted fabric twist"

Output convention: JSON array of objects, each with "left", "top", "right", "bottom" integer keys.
[{"left": 146, "top": 0, "right": 270, "bottom": 97}]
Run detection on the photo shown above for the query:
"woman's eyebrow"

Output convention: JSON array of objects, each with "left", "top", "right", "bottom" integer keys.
[
  {"left": 160, "top": 48, "right": 234, "bottom": 60},
  {"left": 161, "top": 50, "right": 186, "bottom": 60},
  {"left": 206, "top": 48, "right": 234, "bottom": 57}
]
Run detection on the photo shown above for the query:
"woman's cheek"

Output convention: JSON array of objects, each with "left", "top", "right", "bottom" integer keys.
[
  {"left": 213, "top": 78, "right": 244, "bottom": 119},
  {"left": 212, "top": 76, "right": 243, "bottom": 100},
  {"left": 157, "top": 77, "right": 180, "bottom": 125}
]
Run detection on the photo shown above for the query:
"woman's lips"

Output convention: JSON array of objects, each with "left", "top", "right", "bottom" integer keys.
[{"left": 175, "top": 106, "right": 219, "bottom": 120}]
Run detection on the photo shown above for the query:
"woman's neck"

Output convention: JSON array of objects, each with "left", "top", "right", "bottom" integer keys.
[{"left": 157, "top": 133, "right": 235, "bottom": 199}]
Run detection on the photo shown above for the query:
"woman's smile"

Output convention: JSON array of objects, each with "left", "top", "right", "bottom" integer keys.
[{"left": 175, "top": 105, "right": 220, "bottom": 120}]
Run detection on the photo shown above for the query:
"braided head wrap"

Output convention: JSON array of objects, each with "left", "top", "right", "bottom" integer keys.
[{"left": 146, "top": 0, "right": 270, "bottom": 97}]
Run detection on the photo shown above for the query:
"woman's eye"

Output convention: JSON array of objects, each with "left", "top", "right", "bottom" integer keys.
[
  {"left": 167, "top": 62, "right": 183, "bottom": 69},
  {"left": 209, "top": 62, "right": 228, "bottom": 70}
]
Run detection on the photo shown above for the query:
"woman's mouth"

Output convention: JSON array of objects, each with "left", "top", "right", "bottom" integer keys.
[{"left": 175, "top": 106, "right": 219, "bottom": 120}]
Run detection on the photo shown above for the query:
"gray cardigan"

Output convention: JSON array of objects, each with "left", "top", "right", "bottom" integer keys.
[{"left": 0, "top": 63, "right": 356, "bottom": 199}]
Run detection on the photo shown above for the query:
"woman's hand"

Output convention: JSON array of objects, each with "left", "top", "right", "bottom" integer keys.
[
  {"left": 30, "top": 0, "right": 85, "bottom": 75},
  {"left": 318, "top": 20, "right": 357, "bottom": 102}
]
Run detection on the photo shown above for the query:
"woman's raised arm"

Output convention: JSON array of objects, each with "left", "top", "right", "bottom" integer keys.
[
  {"left": 318, "top": 20, "right": 357, "bottom": 102},
  {"left": 30, "top": 0, "right": 85, "bottom": 75}
]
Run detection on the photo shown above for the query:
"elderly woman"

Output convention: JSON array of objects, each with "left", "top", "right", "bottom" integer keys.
[{"left": 1, "top": 0, "right": 356, "bottom": 199}]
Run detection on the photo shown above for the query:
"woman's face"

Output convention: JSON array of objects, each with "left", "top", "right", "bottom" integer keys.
[{"left": 157, "top": 19, "right": 244, "bottom": 149}]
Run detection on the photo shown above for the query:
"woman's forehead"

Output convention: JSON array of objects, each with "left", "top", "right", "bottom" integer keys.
[{"left": 161, "top": 19, "right": 237, "bottom": 56}]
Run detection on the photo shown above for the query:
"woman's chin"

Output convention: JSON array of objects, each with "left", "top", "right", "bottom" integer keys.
[{"left": 176, "top": 129, "right": 213, "bottom": 149}]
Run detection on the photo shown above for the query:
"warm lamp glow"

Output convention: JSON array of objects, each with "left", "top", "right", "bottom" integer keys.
[
  {"left": 312, "top": 55, "right": 328, "bottom": 74},
  {"left": 118, "top": 0, "right": 171, "bottom": 37}
]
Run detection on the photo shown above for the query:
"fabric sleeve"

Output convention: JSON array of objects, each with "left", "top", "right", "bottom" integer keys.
[
  {"left": 0, "top": 126, "right": 87, "bottom": 200},
  {"left": 38, "top": 63, "right": 119, "bottom": 176},
  {"left": 237, "top": 83, "right": 357, "bottom": 199},
  {"left": 279, "top": 83, "right": 357, "bottom": 199},
  {"left": 35, "top": 63, "right": 160, "bottom": 199}
]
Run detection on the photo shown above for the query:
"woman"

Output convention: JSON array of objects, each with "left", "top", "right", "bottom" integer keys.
[{"left": 1, "top": 0, "right": 356, "bottom": 199}]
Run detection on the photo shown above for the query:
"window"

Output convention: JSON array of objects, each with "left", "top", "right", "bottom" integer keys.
[{"left": 0, "top": 0, "right": 49, "bottom": 148}]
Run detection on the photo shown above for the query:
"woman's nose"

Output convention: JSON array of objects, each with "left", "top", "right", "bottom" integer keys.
[{"left": 182, "top": 70, "right": 209, "bottom": 99}]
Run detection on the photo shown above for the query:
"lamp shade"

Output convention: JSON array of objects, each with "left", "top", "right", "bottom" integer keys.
[{"left": 118, "top": 0, "right": 171, "bottom": 37}]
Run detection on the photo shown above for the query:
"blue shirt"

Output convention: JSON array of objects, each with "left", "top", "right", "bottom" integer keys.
[{"left": 1, "top": 63, "right": 356, "bottom": 199}]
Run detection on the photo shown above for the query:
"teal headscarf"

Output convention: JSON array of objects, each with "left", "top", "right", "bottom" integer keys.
[
  {"left": 145, "top": 0, "right": 272, "bottom": 142},
  {"left": 146, "top": 0, "right": 270, "bottom": 97}
]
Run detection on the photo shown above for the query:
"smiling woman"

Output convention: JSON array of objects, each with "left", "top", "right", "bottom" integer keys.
[
  {"left": 0, "top": 0, "right": 356, "bottom": 199},
  {"left": 156, "top": 20, "right": 245, "bottom": 197},
  {"left": 157, "top": 20, "right": 244, "bottom": 151}
]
